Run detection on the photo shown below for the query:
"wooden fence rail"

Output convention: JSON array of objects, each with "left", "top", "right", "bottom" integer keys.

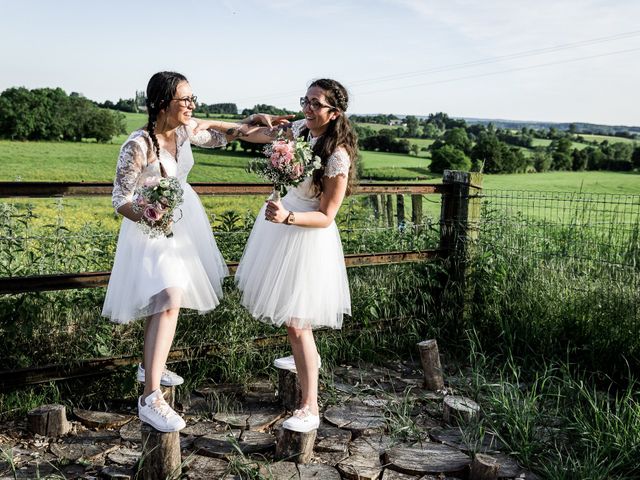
[{"left": 0, "top": 173, "right": 479, "bottom": 389}]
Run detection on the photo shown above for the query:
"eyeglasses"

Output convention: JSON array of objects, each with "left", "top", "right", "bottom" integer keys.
[
  {"left": 173, "top": 95, "right": 198, "bottom": 107},
  {"left": 300, "top": 97, "right": 335, "bottom": 111}
]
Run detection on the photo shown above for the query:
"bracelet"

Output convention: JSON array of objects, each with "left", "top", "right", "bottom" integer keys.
[{"left": 286, "top": 211, "right": 295, "bottom": 225}]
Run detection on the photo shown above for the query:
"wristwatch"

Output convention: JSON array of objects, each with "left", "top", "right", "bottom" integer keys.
[{"left": 286, "top": 211, "right": 295, "bottom": 225}]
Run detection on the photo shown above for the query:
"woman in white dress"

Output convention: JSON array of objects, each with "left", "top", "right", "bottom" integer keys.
[
  {"left": 197, "top": 79, "right": 358, "bottom": 432},
  {"left": 102, "top": 71, "right": 268, "bottom": 432}
]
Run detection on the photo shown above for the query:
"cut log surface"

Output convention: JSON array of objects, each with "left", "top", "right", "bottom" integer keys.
[
  {"left": 442, "top": 396, "right": 480, "bottom": 425},
  {"left": 74, "top": 409, "right": 133, "bottom": 430},
  {"left": 213, "top": 412, "right": 249, "bottom": 429},
  {"left": 50, "top": 442, "right": 117, "bottom": 463},
  {"left": 181, "top": 420, "right": 217, "bottom": 437},
  {"left": 381, "top": 469, "right": 421, "bottom": 479},
  {"left": 337, "top": 454, "right": 383, "bottom": 480},
  {"left": 27, "top": 404, "right": 71, "bottom": 437},
  {"left": 470, "top": 453, "right": 499, "bottom": 480},
  {"left": 315, "top": 425, "right": 352, "bottom": 452},
  {"left": 384, "top": 444, "right": 470, "bottom": 476},
  {"left": 429, "top": 427, "right": 502, "bottom": 453},
  {"left": 160, "top": 385, "right": 175, "bottom": 408},
  {"left": 349, "top": 435, "right": 395, "bottom": 456},
  {"left": 313, "top": 450, "right": 350, "bottom": 466},
  {"left": 106, "top": 447, "right": 141, "bottom": 467},
  {"left": 119, "top": 419, "right": 141, "bottom": 443},
  {"left": 298, "top": 463, "right": 342, "bottom": 479},
  {"left": 278, "top": 369, "right": 302, "bottom": 411},
  {"left": 247, "top": 406, "right": 285, "bottom": 431},
  {"left": 183, "top": 454, "right": 229, "bottom": 479},
  {"left": 259, "top": 461, "right": 299, "bottom": 479},
  {"left": 140, "top": 423, "right": 182, "bottom": 480},
  {"left": 324, "top": 404, "right": 386, "bottom": 434},
  {"left": 194, "top": 429, "right": 275, "bottom": 458},
  {"left": 275, "top": 428, "right": 316, "bottom": 464},
  {"left": 417, "top": 340, "right": 445, "bottom": 391},
  {"left": 100, "top": 465, "right": 135, "bottom": 479}
]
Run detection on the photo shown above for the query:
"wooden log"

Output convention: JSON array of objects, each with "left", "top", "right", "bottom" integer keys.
[
  {"left": 416, "top": 340, "right": 444, "bottom": 391},
  {"left": 443, "top": 395, "right": 480, "bottom": 425},
  {"left": 74, "top": 409, "right": 133, "bottom": 430},
  {"left": 278, "top": 368, "right": 302, "bottom": 412},
  {"left": 469, "top": 453, "right": 499, "bottom": 480},
  {"left": 275, "top": 427, "right": 317, "bottom": 464},
  {"left": 396, "top": 194, "right": 405, "bottom": 228},
  {"left": 140, "top": 423, "right": 182, "bottom": 480},
  {"left": 384, "top": 444, "right": 470, "bottom": 476},
  {"left": 27, "top": 404, "right": 71, "bottom": 437}
]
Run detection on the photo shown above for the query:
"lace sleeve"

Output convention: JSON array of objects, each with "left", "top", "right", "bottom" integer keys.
[
  {"left": 112, "top": 139, "right": 148, "bottom": 212},
  {"left": 186, "top": 121, "right": 227, "bottom": 148},
  {"left": 324, "top": 148, "right": 351, "bottom": 178},
  {"left": 291, "top": 119, "right": 307, "bottom": 139}
]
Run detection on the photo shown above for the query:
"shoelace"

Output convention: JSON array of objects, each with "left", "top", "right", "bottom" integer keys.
[
  {"left": 150, "top": 397, "right": 173, "bottom": 419},
  {"left": 292, "top": 406, "right": 313, "bottom": 419}
]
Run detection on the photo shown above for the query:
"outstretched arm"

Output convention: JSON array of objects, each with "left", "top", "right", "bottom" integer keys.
[{"left": 194, "top": 115, "right": 295, "bottom": 144}]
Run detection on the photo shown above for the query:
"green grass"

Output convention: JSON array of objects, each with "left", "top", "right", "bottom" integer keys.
[{"left": 580, "top": 133, "right": 637, "bottom": 144}]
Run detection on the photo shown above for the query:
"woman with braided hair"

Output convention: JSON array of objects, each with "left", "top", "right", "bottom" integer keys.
[
  {"left": 100, "top": 71, "right": 288, "bottom": 432},
  {"left": 196, "top": 78, "right": 358, "bottom": 432}
]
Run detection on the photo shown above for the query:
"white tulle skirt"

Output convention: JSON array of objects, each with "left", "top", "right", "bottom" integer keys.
[
  {"left": 235, "top": 191, "right": 351, "bottom": 330},
  {"left": 102, "top": 184, "right": 228, "bottom": 324}
]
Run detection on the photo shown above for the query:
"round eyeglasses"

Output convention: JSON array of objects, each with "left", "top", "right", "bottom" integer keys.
[
  {"left": 173, "top": 96, "right": 198, "bottom": 107},
  {"left": 300, "top": 97, "right": 334, "bottom": 111}
]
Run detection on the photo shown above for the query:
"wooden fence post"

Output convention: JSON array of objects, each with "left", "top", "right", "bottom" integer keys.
[
  {"left": 386, "top": 195, "right": 394, "bottom": 227},
  {"left": 411, "top": 194, "right": 423, "bottom": 232},
  {"left": 370, "top": 195, "right": 380, "bottom": 223},
  {"left": 439, "top": 170, "right": 483, "bottom": 322},
  {"left": 396, "top": 194, "right": 405, "bottom": 228}
]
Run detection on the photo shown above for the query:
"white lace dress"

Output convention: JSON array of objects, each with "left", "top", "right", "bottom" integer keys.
[
  {"left": 102, "top": 121, "right": 229, "bottom": 324},
  {"left": 235, "top": 120, "right": 351, "bottom": 329}
]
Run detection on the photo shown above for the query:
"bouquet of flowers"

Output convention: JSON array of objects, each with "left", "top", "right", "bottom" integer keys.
[
  {"left": 247, "top": 134, "right": 321, "bottom": 201},
  {"left": 133, "top": 176, "right": 184, "bottom": 238}
]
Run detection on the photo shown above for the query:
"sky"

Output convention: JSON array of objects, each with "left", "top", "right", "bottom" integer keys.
[{"left": 1, "top": 0, "right": 639, "bottom": 126}]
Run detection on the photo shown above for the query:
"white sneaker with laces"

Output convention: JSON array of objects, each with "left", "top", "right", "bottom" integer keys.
[
  {"left": 273, "top": 355, "right": 322, "bottom": 373},
  {"left": 136, "top": 364, "right": 184, "bottom": 386},
  {"left": 138, "top": 389, "right": 186, "bottom": 432},
  {"left": 282, "top": 406, "right": 320, "bottom": 433}
]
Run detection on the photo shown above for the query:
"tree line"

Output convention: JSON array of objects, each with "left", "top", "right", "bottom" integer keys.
[{"left": 0, "top": 87, "right": 125, "bottom": 142}]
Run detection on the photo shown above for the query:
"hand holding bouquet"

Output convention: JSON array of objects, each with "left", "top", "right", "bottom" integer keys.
[
  {"left": 247, "top": 134, "right": 321, "bottom": 202},
  {"left": 133, "top": 176, "right": 184, "bottom": 238}
]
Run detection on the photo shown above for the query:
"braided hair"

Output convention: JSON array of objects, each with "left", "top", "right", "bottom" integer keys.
[
  {"left": 145, "top": 71, "right": 188, "bottom": 159},
  {"left": 300, "top": 79, "right": 359, "bottom": 196}
]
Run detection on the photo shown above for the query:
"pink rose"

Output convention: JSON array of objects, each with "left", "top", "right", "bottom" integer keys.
[{"left": 143, "top": 206, "right": 163, "bottom": 222}]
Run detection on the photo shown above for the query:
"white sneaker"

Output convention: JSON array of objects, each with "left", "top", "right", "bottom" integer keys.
[
  {"left": 138, "top": 389, "right": 186, "bottom": 432},
  {"left": 282, "top": 406, "right": 320, "bottom": 433},
  {"left": 273, "top": 355, "right": 322, "bottom": 373},
  {"left": 137, "top": 364, "right": 184, "bottom": 386}
]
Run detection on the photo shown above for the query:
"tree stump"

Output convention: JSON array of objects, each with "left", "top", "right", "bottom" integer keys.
[
  {"left": 74, "top": 409, "right": 133, "bottom": 430},
  {"left": 161, "top": 385, "right": 175, "bottom": 408},
  {"left": 278, "top": 368, "right": 302, "bottom": 412},
  {"left": 275, "top": 427, "right": 316, "bottom": 464},
  {"left": 443, "top": 396, "right": 480, "bottom": 425},
  {"left": 140, "top": 423, "right": 181, "bottom": 480},
  {"left": 469, "top": 453, "right": 499, "bottom": 480},
  {"left": 27, "top": 404, "right": 71, "bottom": 437},
  {"left": 417, "top": 339, "right": 444, "bottom": 391},
  {"left": 324, "top": 405, "right": 386, "bottom": 437}
]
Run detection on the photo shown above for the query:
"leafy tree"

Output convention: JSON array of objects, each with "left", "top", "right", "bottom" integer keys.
[
  {"left": 410, "top": 144, "right": 420, "bottom": 156},
  {"left": 471, "top": 132, "right": 503, "bottom": 173},
  {"left": 532, "top": 149, "right": 552, "bottom": 172},
  {"left": 571, "top": 149, "right": 588, "bottom": 171},
  {"left": 429, "top": 145, "right": 471, "bottom": 173},
  {"left": 443, "top": 127, "right": 472, "bottom": 155},
  {"left": 404, "top": 115, "right": 420, "bottom": 137},
  {"left": 632, "top": 146, "right": 640, "bottom": 169}
]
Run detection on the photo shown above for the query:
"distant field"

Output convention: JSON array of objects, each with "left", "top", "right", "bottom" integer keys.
[{"left": 580, "top": 133, "right": 637, "bottom": 144}]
